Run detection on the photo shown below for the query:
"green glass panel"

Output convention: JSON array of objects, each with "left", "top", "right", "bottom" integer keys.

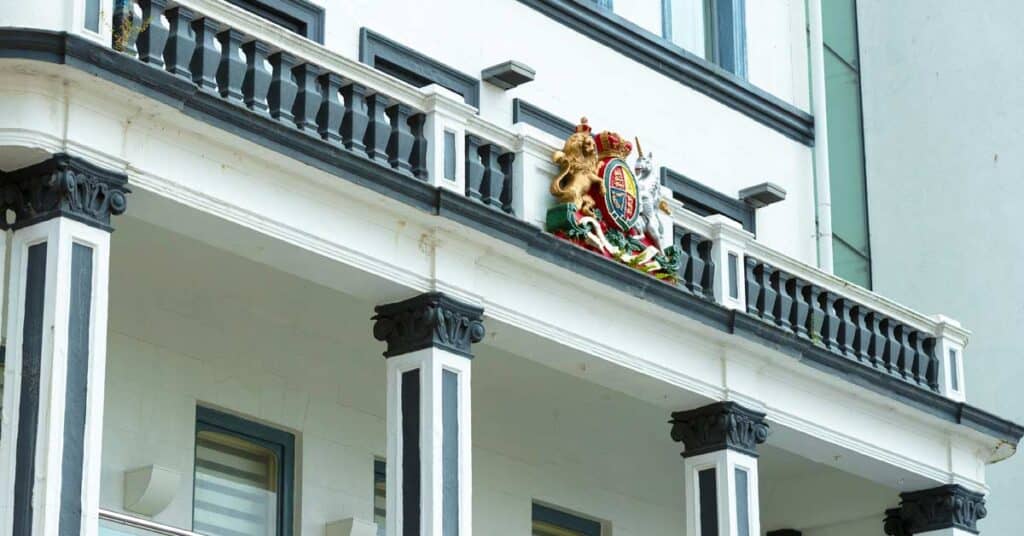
[
  {"left": 833, "top": 239, "right": 871, "bottom": 288},
  {"left": 821, "top": 0, "right": 859, "bottom": 68}
]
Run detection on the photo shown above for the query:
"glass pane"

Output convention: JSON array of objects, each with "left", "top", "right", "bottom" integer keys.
[
  {"left": 85, "top": 0, "right": 101, "bottom": 32},
  {"left": 698, "top": 468, "right": 719, "bottom": 536},
  {"left": 667, "top": 0, "right": 707, "bottom": 57},
  {"left": 821, "top": 0, "right": 859, "bottom": 68},
  {"left": 533, "top": 520, "right": 589, "bottom": 536},
  {"left": 612, "top": 0, "right": 663, "bottom": 35},
  {"left": 833, "top": 239, "right": 871, "bottom": 288},
  {"left": 532, "top": 504, "right": 602, "bottom": 536},
  {"left": 194, "top": 430, "right": 278, "bottom": 536}
]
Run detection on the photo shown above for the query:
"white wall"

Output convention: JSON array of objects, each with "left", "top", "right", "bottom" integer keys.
[
  {"left": 857, "top": 1, "right": 1024, "bottom": 532},
  {"left": 306, "top": 0, "right": 819, "bottom": 263}
]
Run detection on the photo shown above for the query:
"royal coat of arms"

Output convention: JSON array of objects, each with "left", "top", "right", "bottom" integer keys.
[{"left": 546, "top": 118, "right": 680, "bottom": 282}]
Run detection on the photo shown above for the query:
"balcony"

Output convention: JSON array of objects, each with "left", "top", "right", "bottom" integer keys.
[{"left": 18, "top": 0, "right": 965, "bottom": 412}]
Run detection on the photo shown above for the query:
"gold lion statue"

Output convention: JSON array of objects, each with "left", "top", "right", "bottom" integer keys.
[{"left": 551, "top": 117, "right": 605, "bottom": 216}]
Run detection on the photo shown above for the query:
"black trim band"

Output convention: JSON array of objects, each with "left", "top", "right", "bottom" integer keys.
[
  {"left": 12, "top": 243, "right": 47, "bottom": 536},
  {"left": 516, "top": 0, "right": 814, "bottom": 145},
  {"left": 2, "top": 29, "right": 1017, "bottom": 445}
]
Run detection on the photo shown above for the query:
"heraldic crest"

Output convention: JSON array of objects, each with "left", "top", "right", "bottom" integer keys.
[{"left": 546, "top": 117, "right": 680, "bottom": 282}]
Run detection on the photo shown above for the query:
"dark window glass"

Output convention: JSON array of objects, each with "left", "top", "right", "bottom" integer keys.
[
  {"left": 698, "top": 468, "right": 719, "bottom": 536},
  {"left": 532, "top": 503, "right": 602, "bottom": 536}
]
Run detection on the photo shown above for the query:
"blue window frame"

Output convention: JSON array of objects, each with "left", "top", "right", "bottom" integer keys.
[
  {"left": 532, "top": 503, "right": 602, "bottom": 536},
  {"left": 590, "top": 0, "right": 747, "bottom": 77},
  {"left": 193, "top": 406, "right": 295, "bottom": 536}
]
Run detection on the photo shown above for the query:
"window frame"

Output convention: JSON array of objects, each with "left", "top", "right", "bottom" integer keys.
[
  {"left": 193, "top": 406, "right": 296, "bottom": 536},
  {"left": 532, "top": 503, "right": 603, "bottom": 536},
  {"left": 223, "top": 0, "right": 325, "bottom": 44}
]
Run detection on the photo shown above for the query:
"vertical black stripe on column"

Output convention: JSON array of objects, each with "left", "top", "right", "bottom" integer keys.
[
  {"left": 59, "top": 244, "right": 93, "bottom": 536},
  {"left": 698, "top": 468, "right": 719, "bottom": 536},
  {"left": 401, "top": 370, "right": 420, "bottom": 536},
  {"left": 12, "top": 243, "right": 47, "bottom": 536},
  {"left": 442, "top": 370, "right": 458, "bottom": 536}
]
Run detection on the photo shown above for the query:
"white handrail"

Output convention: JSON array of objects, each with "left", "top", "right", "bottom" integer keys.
[{"left": 99, "top": 509, "right": 204, "bottom": 536}]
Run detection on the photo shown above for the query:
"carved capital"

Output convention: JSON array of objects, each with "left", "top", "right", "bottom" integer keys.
[
  {"left": 898, "top": 485, "right": 987, "bottom": 534},
  {"left": 669, "top": 401, "right": 769, "bottom": 458},
  {"left": 373, "top": 292, "right": 485, "bottom": 358},
  {"left": 883, "top": 508, "right": 908, "bottom": 536},
  {"left": 1, "top": 154, "right": 129, "bottom": 231}
]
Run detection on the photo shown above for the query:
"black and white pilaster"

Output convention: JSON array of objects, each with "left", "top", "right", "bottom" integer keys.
[
  {"left": 670, "top": 402, "right": 769, "bottom": 536},
  {"left": 884, "top": 485, "right": 987, "bottom": 536},
  {"left": 373, "top": 293, "right": 484, "bottom": 536},
  {"left": 0, "top": 154, "right": 128, "bottom": 536}
]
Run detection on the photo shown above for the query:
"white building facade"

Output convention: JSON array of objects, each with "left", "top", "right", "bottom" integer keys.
[{"left": 0, "top": 1, "right": 1015, "bottom": 536}]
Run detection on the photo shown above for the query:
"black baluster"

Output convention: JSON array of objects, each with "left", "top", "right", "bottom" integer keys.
[
  {"left": 242, "top": 40, "right": 272, "bottom": 116},
  {"left": 386, "top": 103, "right": 416, "bottom": 174},
  {"left": 820, "top": 292, "right": 839, "bottom": 351},
  {"left": 268, "top": 52, "right": 298, "bottom": 124},
  {"left": 684, "top": 234, "right": 706, "bottom": 296},
  {"left": 190, "top": 17, "right": 219, "bottom": 91},
  {"left": 898, "top": 325, "right": 916, "bottom": 380},
  {"left": 699, "top": 239, "right": 715, "bottom": 296},
  {"left": 363, "top": 93, "right": 391, "bottom": 161},
  {"left": 291, "top": 63, "right": 321, "bottom": 132},
  {"left": 316, "top": 72, "right": 344, "bottom": 143},
  {"left": 773, "top": 271, "right": 793, "bottom": 332},
  {"left": 465, "top": 135, "right": 485, "bottom": 200},
  {"left": 409, "top": 113, "right": 429, "bottom": 181},
  {"left": 112, "top": 0, "right": 137, "bottom": 55},
  {"left": 759, "top": 265, "right": 776, "bottom": 322},
  {"left": 790, "top": 278, "right": 809, "bottom": 339},
  {"left": 340, "top": 83, "right": 369, "bottom": 153},
  {"left": 836, "top": 298, "right": 856, "bottom": 358},
  {"left": 880, "top": 319, "right": 899, "bottom": 374},
  {"left": 853, "top": 306, "right": 870, "bottom": 362},
  {"left": 911, "top": 331, "right": 929, "bottom": 385},
  {"left": 805, "top": 285, "right": 825, "bottom": 345},
  {"left": 482, "top": 144, "right": 507, "bottom": 208},
  {"left": 866, "top": 312, "right": 884, "bottom": 367},
  {"left": 137, "top": 0, "right": 169, "bottom": 67},
  {"left": 163, "top": 6, "right": 194, "bottom": 78},
  {"left": 923, "top": 337, "right": 940, "bottom": 390},
  {"left": 498, "top": 151, "right": 516, "bottom": 213},
  {"left": 744, "top": 257, "right": 761, "bottom": 315},
  {"left": 216, "top": 29, "right": 245, "bottom": 103}
]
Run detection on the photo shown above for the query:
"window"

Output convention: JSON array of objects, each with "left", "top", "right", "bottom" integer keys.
[
  {"left": 593, "top": 0, "right": 747, "bottom": 77},
  {"left": 359, "top": 29, "right": 480, "bottom": 108},
  {"left": 374, "top": 459, "right": 386, "bottom": 536},
  {"left": 532, "top": 503, "right": 602, "bottom": 536},
  {"left": 193, "top": 407, "right": 295, "bottom": 536},
  {"left": 822, "top": 0, "right": 872, "bottom": 288},
  {"left": 223, "top": 0, "right": 325, "bottom": 43}
]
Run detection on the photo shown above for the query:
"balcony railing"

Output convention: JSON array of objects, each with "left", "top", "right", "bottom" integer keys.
[
  {"left": 99, "top": 509, "right": 201, "bottom": 536},
  {"left": 104, "top": 0, "right": 968, "bottom": 402}
]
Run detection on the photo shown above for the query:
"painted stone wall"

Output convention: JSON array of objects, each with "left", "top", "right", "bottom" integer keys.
[{"left": 858, "top": 1, "right": 1024, "bottom": 533}]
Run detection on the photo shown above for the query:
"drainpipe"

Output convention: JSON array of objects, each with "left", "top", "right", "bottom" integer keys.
[{"left": 808, "top": 0, "right": 834, "bottom": 273}]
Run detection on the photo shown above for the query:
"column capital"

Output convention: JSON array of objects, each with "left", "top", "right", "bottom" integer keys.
[
  {"left": 887, "top": 485, "right": 987, "bottom": 535},
  {"left": 373, "top": 292, "right": 485, "bottom": 358},
  {"left": 670, "top": 401, "right": 769, "bottom": 458},
  {"left": 1, "top": 153, "right": 130, "bottom": 231}
]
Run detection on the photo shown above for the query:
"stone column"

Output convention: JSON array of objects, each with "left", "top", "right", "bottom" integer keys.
[
  {"left": 373, "top": 292, "right": 484, "bottom": 536},
  {"left": 670, "top": 402, "right": 769, "bottom": 536},
  {"left": 884, "top": 485, "right": 987, "bottom": 535},
  {"left": 0, "top": 154, "right": 129, "bottom": 536}
]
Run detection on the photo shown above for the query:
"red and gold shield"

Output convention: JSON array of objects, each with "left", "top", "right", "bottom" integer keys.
[{"left": 596, "top": 157, "right": 640, "bottom": 231}]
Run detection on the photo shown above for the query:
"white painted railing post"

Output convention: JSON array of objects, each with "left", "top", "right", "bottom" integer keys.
[
  {"left": 512, "top": 125, "right": 562, "bottom": 229},
  {"left": 931, "top": 314, "right": 969, "bottom": 402},
  {"left": 706, "top": 215, "right": 753, "bottom": 311},
  {"left": 421, "top": 85, "right": 475, "bottom": 196}
]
